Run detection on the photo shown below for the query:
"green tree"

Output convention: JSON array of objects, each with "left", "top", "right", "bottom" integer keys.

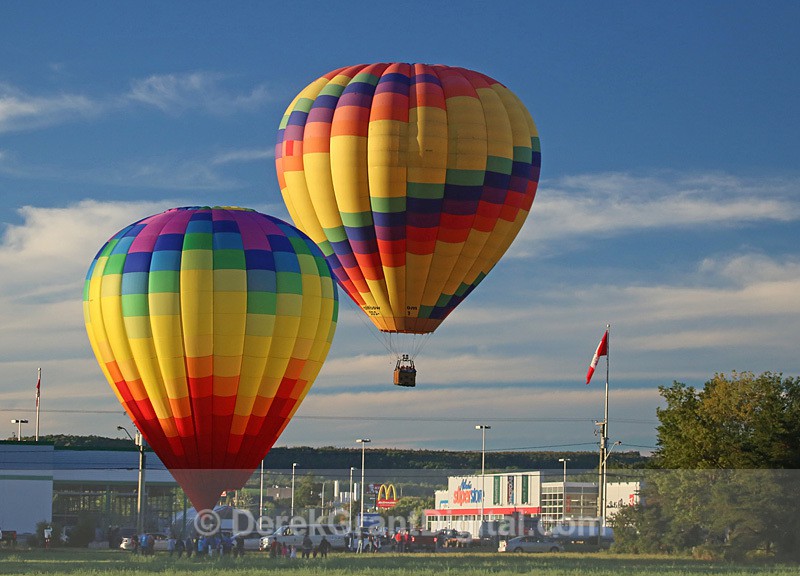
[
  {"left": 618, "top": 372, "right": 800, "bottom": 560},
  {"left": 653, "top": 372, "right": 800, "bottom": 469}
]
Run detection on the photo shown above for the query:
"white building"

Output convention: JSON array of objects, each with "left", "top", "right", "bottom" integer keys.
[{"left": 424, "top": 470, "right": 640, "bottom": 536}]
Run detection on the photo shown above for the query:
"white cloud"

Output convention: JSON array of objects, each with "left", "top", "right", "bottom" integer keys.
[
  {"left": 212, "top": 148, "right": 275, "bottom": 165},
  {"left": 126, "top": 72, "right": 274, "bottom": 114},
  {"left": 0, "top": 83, "right": 98, "bottom": 133},
  {"left": 514, "top": 172, "right": 800, "bottom": 255}
]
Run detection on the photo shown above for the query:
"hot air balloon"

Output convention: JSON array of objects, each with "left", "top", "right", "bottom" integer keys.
[
  {"left": 83, "top": 206, "right": 338, "bottom": 511},
  {"left": 275, "top": 63, "right": 540, "bottom": 386}
]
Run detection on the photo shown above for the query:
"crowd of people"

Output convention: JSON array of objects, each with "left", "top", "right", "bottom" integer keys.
[{"left": 130, "top": 532, "right": 246, "bottom": 558}]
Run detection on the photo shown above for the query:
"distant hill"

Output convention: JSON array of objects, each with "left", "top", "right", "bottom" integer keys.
[{"left": 29, "top": 434, "right": 649, "bottom": 471}]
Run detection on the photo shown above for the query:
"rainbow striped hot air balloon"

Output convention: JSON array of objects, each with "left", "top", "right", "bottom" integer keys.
[
  {"left": 276, "top": 63, "right": 540, "bottom": 385},
  {"left": 83, "top": 206, "right": 338, "bottom": 511}
]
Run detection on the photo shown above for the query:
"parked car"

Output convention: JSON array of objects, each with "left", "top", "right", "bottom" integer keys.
[
  {"left": 260, "top": 524, "right": 347, "bottom": 551},
  {"left": 438, "top": 529, "right": 473, "bottom": 548},
  {"left": 407, "top": 529, "right": 438, "bottom": 552},
  {"left": 119, "top": 532, "right": 169, "bottom": 552},
  {"left": 498, "top": 535, "right": 562, "bottom": 553}
]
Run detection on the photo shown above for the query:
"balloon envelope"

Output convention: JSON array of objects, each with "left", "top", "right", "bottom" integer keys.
[
  {"left": 83, "top": 206, "right": 338, "bottom": 510},
  {"left": 276, "top": 63, "right": 540, "bottom": 334}
]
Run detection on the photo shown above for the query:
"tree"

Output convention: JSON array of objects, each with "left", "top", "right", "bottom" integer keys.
[
  {"left": 618, "top": 372, "right": 800, "bottom": 560},
  {"left": 653, "top": 372, "right": 800, "bottom": 469}
]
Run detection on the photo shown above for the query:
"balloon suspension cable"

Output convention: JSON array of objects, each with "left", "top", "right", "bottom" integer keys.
[{"left": 341, "top": 296, "right": 434, "bottom": 363}]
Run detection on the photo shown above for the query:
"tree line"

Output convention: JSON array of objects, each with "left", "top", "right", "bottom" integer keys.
[{"left": 611, "top": 371, "right": 800, "bottom": 561}]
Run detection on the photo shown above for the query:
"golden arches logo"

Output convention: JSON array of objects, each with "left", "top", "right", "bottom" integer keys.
[{"left": 377, "top": 483, "right": 397, "bottom": 501}]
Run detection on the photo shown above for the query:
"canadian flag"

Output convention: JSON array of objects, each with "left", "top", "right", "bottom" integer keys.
[{"left": 586, "top": 330, "right": 608, "bottom": 385}]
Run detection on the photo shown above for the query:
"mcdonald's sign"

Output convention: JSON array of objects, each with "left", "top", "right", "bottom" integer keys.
[{"left": 376, "top": 483, "right": 399, "bottom": 509}]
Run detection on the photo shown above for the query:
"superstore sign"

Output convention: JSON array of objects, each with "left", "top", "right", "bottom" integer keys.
[{"left": 452, "top": 479, "right": 483, "bottom": 505}]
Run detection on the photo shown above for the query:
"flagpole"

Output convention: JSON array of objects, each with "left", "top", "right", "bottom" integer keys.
[
  {"left": 602, "top": 324, "right": 610, "bottom": 528},
  {"left": 35, "top": 367, "right": 41, "bottom": 441}
]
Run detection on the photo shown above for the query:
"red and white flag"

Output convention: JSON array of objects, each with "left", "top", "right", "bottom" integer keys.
[
  {"left": 586, "top": 330, "right": 608, "bottom": 385},
  {"left": 36, "top": 370, "right": 41, "bottom": 407}
]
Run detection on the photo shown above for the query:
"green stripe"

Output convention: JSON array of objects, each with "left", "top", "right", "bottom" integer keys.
[
  {"left": 121, "top": 293, "right": 149, "bottom": 317},
  {"left": 278, "top": 113, "right": 291, "bottom": 130},
  {"left": 276, "top": 272, "right": 303, "bottom": 295},
  {"left": 213, "top": 249, "right": 246, "bottom": 270},
  {"left": 514, "top": 145, "right": 533, "bottom": 163},
  {"left": 289, "top": 236, "right": 313, "bottom": 256},
  {"left": 183, "top": 232, "right": 212, "bottom": 251},
  {"left": 352, "top": 72, "right": 380, "bottom": 86},
  {"left": 370, "top": 196, "right": 406, "bottom": 213},
  {"left": 320, "top": 83, "right": 346, "bottom": 98},
  {"left": 149, "top": 271, "right": 180, "bottom": 293},
  {"left": 486, "top": 155, "right": 513, "bottom": 175},
  {"left": 407, "top": 182, "right": 444, "bottom": 200},
  {"left": 293, "top": 97, "right": 315, "bottom": 114},
  {"left": 322, "top": 226, "right": 348, "bottom": 243},
  {"left": 446, "top": 168, "right": 485, "bottom": 186},
  {"left": 247, "top": 292, "right": 277, "bottom": 315},
  {"left": 340, "top": 211, "right": 374, "bottom": 228},
  {"left": 531, "top": 137, "right": 541, "bottom": 153},
  {"left": 103, "top": 254, "right": 126, "bottom": 275},
  {"left": 0, "top": 474, "right": 53, "bottom": 481}
]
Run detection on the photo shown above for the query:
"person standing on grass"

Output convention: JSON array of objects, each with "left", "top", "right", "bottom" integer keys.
[
  {"left": 175, "top": 536, "right": 185, "bottom": 558},
  {"left": 318, "top": 536, "right": 330, "bottom": 558},
  {"left": 302, "top": 533, "right": 313, "bottom": 559}
]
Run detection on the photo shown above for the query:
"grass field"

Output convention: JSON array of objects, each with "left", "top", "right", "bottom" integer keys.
[{"left": 1, "top": 549, "right": 797, "bottom": 576}]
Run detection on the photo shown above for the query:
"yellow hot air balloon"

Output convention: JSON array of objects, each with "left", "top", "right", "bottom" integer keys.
[
  {"left": 276, "top": 63, "right": 540, "bottom": 386},
  {"left": 83, "top": 206, "right": 338, "bottom": 510}
]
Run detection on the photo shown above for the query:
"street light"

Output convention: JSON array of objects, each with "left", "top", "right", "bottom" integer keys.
[
  {"left": 558, "top": 458, "right": 571, "bottom": 484},
  {"left": 291, "top": 462, "right": 297, "bottom": 518},
  {"left": 118, "top": 425, "right": 146, "bottom": 534},
  {"left": 599, "top": 441, "right": 622, "bottom": 527},
  {"left": 11, "top": 419, "right": 28, "bottom": 441},
  {"left": 475, "top": 425, "right": 490, "bottom": 535},
  {"left": 558, "top": 457, "right": 571, "bottom": 521},
  {"left": 356, "top": 438, "right": 371, "bottom": 548},
  {"left": 349, "top": 466, "right": 355, "bottom": 532}
]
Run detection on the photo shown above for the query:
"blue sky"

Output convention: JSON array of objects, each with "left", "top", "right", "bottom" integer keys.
[{"left": 1, "top": 2, "right": 799, "bottom": 457}]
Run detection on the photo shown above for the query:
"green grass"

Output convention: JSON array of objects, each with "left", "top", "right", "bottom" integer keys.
[{"left": 0, "top": 549, "right": 797, "bottom": 576}]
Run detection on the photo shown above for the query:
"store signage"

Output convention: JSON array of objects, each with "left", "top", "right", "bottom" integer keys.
[
  {"left": 453, "top": 479, "right": 483, "bottom": 505},
  {"left": 376, "top": 483, "right": 399, "bottom": 509}
]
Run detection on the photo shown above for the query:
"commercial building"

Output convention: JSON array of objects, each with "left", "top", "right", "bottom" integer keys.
[
  {"left": 0, "top": 441, "right": 178, "bottom": 535},
  {"left": 424, "top": 470, "right": 640, "bottom": 536}
]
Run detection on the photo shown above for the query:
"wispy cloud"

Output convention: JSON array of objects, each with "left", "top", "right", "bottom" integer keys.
[
  {"left": 516, "top": 172, "right": 800, "bottom": 255},
  {"left": 0, "top": 83, "right": 98, "bottom": 133},
  {"left": 212, "top": 148, "right": 274, "bottom": 165},
  {"left": 126, "top": 72, "right": 275, "bottom": 114},
  {"left": 0, "top": 71, "right": 276, "bottom": 134}
]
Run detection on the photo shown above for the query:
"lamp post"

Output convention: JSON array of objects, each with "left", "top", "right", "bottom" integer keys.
[
  {"left": 118, "top": 425, "right": 146, "bottom": 534},
  {"left": 356, "top": 438, "right": 371, "bottom": 546},
  {"left": 291, "top": 462, "right": 297, "bottom": 518},
  {"left": 558, "top": 458, "right": 571, "bottom": 521},
  {"left": 475, "top": 425, "right": 490, "bottom": 535},
  {"left": 349, "top": 466, "right": 355, "bottom": 532},
  {"left": 558, "top": 458, "right": 570, "bottom": 484},
  {"left": 11, "top": 419, "right": 28, "bottom": 441},
  {"left": 599, "top": 441, "right": 622, "bottom": 527},
  {"left": 259, "top": 459, "right": 265, "bottom": 525}
]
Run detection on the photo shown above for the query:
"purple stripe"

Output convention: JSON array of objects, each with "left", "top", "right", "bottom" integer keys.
[
  {"left": 410, "top": 73, "right": 442, "bottom": 87},
  {"left": 286, "top": 110, "right": 308, "bottom": 127},
  {"left": 337, "top": 91, "right": 373, "bottom": 108},
  {"left": 283, "top": 124, "right": 305, "bottom": 141}
]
